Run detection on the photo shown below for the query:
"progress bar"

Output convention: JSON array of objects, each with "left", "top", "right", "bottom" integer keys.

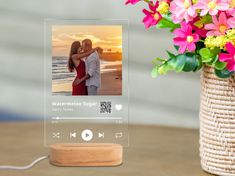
[{"left": 51, "top": 117, "right": 123, "bottom": 120}]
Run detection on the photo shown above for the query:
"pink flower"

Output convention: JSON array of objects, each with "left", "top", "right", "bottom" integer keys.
[
  {"left": 219, "top": 42, "right": 235, "bottom": 72},
  {"left": 142, "top": 1, "right": 162, "bottom": 28},
  {"left": 173, "top": 22, "right": 200, "bottom": 53},
  {"left": 194, "top": 0, "right": 229, "bottom": 16},
  {"left": 170, "top": 0, "right": 197, "bottom": 23},
  {"left": 227, "top": 8, "right": 235, "bottom": 16},
  {"left": 159, "top": 0, "right": 171, "bottom": 3},
  {"left": 228, "top": 16, "right": 235, "bottom": 27},
  {"left": 205, "top": 12, "right": 231, "bottom": 36},
  {"left": 193, "top": 25, "right": 208, "bottom": 38},
  {"left": 125, "top": 0, "right": 140, "bottom": 5}
]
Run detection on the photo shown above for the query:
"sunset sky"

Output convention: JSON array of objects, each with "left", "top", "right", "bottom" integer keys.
[{"left": 52, "top": 25, "right": 122, "bottom": 56}]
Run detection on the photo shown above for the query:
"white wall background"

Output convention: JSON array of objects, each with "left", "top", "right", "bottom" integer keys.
[{"left": 0, "top": 0, "right": 201, "bottom": 128}]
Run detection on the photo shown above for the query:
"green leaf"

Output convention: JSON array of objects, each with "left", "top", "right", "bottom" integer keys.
[
  {"left": 167, "top": 58, "right": 176, "bottom": 70},
  {"left": 174, "top": 45, "right": 179, "bottom": 51},
  {"left": 166, "top": 51, "right": 176, "bottom": 59},
  {"left": 214, "top": 61, "right": 227, "bottom": 70},
  {"left": 202, "top": 57, "right": 213, "bottom": 63},
  {"left": 158, "top": 64, "right": 169, "bottom": 75},
  {"left": 202, "top": 15, "right": 212, "bottom": 24},
  {"left": 210, "top": 47, "right": 220, "bottom": 56},
  {"left": 182, "top": 53, "right": 198, "bottom": 72},
  {"left": 175, "top": 54, "right": 186, "bottom": 72},
  {"left": 199, "top": 48, "right": 213, "bottom": 63},
  {"left": 199, "top": 47, "right": 221, "bottom": 65},
  {"left": 206, "top": 55, "right": 218, "bottom": 66},
  {"left": 199, "top": 48, "right": 210, "bottom": 58},
  {"left": 215, "top": 68, "right": 234, "bottom": 78},
  {"left": 193, "top": 56, "right": 203, "bottom": 72},
  {"left": 211, "top": 55, "right": 219, "bottom": 65},
  {"left": 153, "top": 57, "right": 166, "bottom": 63},
  {"left": 156, "top": 15, "right": 180, "bottom": 31},
  {"left": 162, "top": 13, "right": 172, "bottom": 21},
  {"left": 151, "top": 67, "right": 159, "bottom": 78},
  {"left": 194, "top": 15, "right": 212, "bottom": 28}
]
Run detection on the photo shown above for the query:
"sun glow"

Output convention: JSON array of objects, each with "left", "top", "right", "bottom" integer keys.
[{"left": 52, "top": 25, "right": 122, "bottom": 56}]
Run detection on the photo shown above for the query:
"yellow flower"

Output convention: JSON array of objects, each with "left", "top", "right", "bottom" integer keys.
[
  {"left": 157, "top": 1, "right": 169, "bottom": 14},
  {"left": 229, "top": 0, "right": 235, "bottom": 8},
  {"left": 227, "top": 28, "right": 235, "bottom": 39},
  {"left": 205, "top": 36, "right": 224, "bottom": 49},
  {"left": 205, "top": 28, "right": 235, "bottom": 50}
]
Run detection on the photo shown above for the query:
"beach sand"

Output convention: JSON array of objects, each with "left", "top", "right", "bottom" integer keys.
[{"left": 52, "top": 65, "right": 122, "bottom": 96}]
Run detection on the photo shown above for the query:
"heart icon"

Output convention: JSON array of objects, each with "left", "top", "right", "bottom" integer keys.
[{"left": 115, "top": 104, "right": 123, "bottom": 111}]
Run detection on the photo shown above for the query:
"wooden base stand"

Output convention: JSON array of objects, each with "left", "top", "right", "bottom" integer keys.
[{"left": 49, "top": 143, "right": 123, "bottom": 167}]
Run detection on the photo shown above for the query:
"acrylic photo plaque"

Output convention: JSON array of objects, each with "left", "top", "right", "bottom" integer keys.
[{"left": 44, "top": 19, "right": 129, "bottom": 147}]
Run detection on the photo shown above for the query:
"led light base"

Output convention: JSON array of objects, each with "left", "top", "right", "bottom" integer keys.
[{"left": 50, "top": 143, "right": 123, "bottom": 167}]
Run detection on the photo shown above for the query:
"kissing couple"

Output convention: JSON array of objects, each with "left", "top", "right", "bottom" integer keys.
[{"left": 68, "top": 39, "right": 103, "bottom": 96}]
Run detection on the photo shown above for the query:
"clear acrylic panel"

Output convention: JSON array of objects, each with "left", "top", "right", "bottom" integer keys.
[{"left": 44, "top": 19, "right": 129, "bottom": 147}]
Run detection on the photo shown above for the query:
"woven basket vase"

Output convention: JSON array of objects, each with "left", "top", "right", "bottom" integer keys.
[{"left": 200, "top": 66, "right": 235, "bottom": 176}]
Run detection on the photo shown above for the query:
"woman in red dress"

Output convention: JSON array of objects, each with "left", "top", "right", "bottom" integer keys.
[{"left": 68, "top": 41, "right": 99, "bottom": 96}]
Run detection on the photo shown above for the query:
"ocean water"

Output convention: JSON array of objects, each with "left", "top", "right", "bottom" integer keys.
[{"left": 52, "top": 56, "right": 122, "bottom": 84}]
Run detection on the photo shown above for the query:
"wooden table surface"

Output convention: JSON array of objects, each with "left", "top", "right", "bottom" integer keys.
[{"left": 0, "top": 122, "right": 212, "bottom": 176}]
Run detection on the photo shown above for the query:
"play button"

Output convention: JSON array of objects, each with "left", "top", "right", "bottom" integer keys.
[{"left": 81, "top": 129, "right": 93, "bottom": 141}]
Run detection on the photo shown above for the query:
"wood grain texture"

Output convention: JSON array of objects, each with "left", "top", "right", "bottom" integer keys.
[{"left": 50, "top": 143, "right": 123, "bottom": 167}]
